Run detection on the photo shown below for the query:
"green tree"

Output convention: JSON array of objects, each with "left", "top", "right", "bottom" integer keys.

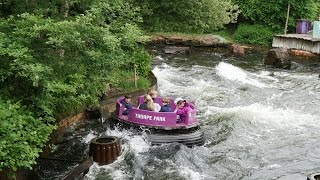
[
  {"left": 233, "top": 0, "right": 318, "bottom": 31},
  {"left": 134, "top": 0, "right": 240, "bottom": 33},
  {"left": 0, "top": 0, "right": 151, "bottom": 172},
  {"left": 0, "top": 0, "right": 93, "bottom": 18}
]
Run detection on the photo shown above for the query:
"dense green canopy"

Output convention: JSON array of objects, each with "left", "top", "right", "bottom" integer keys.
[
  {"left": 0, "top": 0, "right": 150, "bottom": 172},
  {"left": 135, "top": 0, "right": 240, "bottom": 33},
  {"left": 233, "top": 0, "right": 319, "bottom": 30}
]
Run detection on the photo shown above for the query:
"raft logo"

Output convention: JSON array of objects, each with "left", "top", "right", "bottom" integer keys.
[{"left": 135, "top": 113, "right": 166, "bottom": 121}]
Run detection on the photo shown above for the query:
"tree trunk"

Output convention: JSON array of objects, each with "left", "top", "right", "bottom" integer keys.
[{"left": 61, "top": 0, "right": 69, "bottom": 18}]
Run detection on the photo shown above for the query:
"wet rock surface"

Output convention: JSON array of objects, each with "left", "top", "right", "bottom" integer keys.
[
  {"left": 229, "top": 44, "right": 245, "bottom": 56},
  {"left": 264, "top": 48, "right": 291, "bottom": 69},
  {"left": 164, "top": 46, "right": 190, "bottom": 54}
]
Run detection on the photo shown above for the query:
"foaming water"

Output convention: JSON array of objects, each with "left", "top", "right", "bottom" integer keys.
[
  {"left": 216, "top": 62, "right": 269, "bottom": 88},
  {"left": 152, "top": 51, "right": 319, "bottom": 179},
  {"left": 84, "top": 49, "right": 320, "bottom": 180},
  {"left": 84, "top": 127, "right": 152, "bottom": 180}
]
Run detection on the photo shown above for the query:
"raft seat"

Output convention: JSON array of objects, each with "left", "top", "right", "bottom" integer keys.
[{"left": 137, "top": 96, "right": 177, "bottom": 111}]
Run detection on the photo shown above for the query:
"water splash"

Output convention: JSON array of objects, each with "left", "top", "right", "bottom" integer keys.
[{"left": 216, "top": 62, "right": 269, "bottom": 88}]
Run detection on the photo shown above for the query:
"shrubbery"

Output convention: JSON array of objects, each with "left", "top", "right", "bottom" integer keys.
[
  {"left": 0, "top": 0, "right": 151, "bottom": 172},
  {"left": 234, "top": 24, "right": 276, "bottom": 46},
  {"left": 134, "top": 0, "right": 240, "bottom": 33},
  {"left": 0, "top": 101, "right": 55, "bottom": 171},
  {"left": 232, "top": 0, "right": 318, "bottom": 31}
]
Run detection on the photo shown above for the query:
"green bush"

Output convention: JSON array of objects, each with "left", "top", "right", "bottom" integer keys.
[
  {"left": 0, "top": 0, "right": 152, "bottom": 172},
  {"left": 109, "top": 69, "right": 150, "bottom": 91},
  {"left": 232, "top": 0, "right": 318, "bottom": 31},
  {"left": 0, "top": 101, "right": 55, "bottom": 171},
  {"left": 134, "top": 0, "right": 240, "bottom": 33},
  {"left": 234, "top": 24, "right": 276, "bottom": 46}
]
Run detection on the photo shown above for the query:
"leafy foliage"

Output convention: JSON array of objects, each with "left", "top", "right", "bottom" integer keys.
[
  {"left": 232, "top": 0, "right": 319, "bottom": 31},
  {"left": 234, "top": 24, "right": 276, "bottom": 45},
  {"left": 0, "top": 0, "right": 151, "bottom": 172},
  {"left": 110, "top": 69, "right": 151, "bottom": 91},
  {"left": 0, "top": 0, "right": 93, "bottom": 18},
  {"left": 134, "top": 0, "right": 240, "bottom": 33},
  {"left": 0, "top": 101, "right": 55, "bottom": 171}
]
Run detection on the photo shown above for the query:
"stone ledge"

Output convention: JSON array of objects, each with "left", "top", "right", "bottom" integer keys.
[{"left": 149, "top": 34, "right": 229, "bottom": 47}]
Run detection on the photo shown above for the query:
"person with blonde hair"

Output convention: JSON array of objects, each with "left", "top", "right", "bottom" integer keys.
[
  {"left": 148, "top": 89, "right": 161, "bottom": 112},
  {"left": 139, "top": 94, "right": 155, "bottom": 111},
  {"left": 148, "top": 89, "right": 158, "bottom": 98}
]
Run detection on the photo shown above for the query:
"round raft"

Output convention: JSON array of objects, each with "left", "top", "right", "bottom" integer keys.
[{"left": 114, "top": 96, "right": 205, "bottom": 147}]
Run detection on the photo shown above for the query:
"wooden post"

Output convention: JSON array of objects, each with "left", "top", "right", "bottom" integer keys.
[
  {"left": 134, "top": 64, "right": 137, "bottom": 88},
  {"left": 284, "top": 0, "right": 290, "bottom": 35}
]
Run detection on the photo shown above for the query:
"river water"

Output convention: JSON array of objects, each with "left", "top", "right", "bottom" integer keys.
[{"left": 39, "top": 47, "right": 320, "bottom": 179}]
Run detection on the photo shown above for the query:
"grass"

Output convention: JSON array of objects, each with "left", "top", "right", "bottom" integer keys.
[{"left": 212, "top": 29, "right": 235, "bottom": 42}]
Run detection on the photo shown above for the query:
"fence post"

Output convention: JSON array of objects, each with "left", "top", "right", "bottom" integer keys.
[
  {"left": 284, "top": 1, "right": 290, "bottom": 35},
  {"left": 134, "top": 64, "right": 137, "bottom": 88}
]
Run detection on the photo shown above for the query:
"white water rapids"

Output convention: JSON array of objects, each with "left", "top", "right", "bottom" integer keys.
[{"left": 81, "top": 49, "right": 320, "bottom": 180}]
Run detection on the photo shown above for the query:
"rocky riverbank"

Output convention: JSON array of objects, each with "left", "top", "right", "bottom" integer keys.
[{"left": 148, "top": 33, "right": 320, "bottom": 69}]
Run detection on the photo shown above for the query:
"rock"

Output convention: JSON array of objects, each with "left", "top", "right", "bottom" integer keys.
[
  {"left": 196, "top": 37, "right": 217, "bottom": 46},
  {"left": 230, "top": 44, "right": 245, "bottom": 56},
  {"left": 264, "top": 48, "right": 291, "bottom": 69},
  {"left": 165, "top": 36, "right": 188, "bottom": 45},
  {"left": 164, "top": 46, "right": 190, "bottom": 54},
  {"left": 189, "top": 36, "right": 225, "bottom": 46},
  {"left": 289, "top": 49, "right": 317, "bottom": 57},
  {"left": 150, "top": 34, "right": 228, "bottom": 47},
  {"left": 149, "top": 35, "right": 165, "bottom": 44}
]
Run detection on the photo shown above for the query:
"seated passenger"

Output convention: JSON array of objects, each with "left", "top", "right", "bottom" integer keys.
[
  {"left": 120, "top": 95, "right": 132, "bottom": 115},
  {"left": 139, "top": 94, "right": 155, "bottom": 111},
  {"left": 148, "top": 89, "right": 158, "bottom": 99},
  {"left": 148, "top": 89, "right": 161, "bottom": 112},
  {"left": 176, "top": 99, "right": 191, "bottom": 123},
  {"left": 160, "top": 97, "right": 172, "bottom": 112}
]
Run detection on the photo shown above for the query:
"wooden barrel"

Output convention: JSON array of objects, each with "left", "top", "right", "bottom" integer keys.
[{"left": 89, "top": 136, "right": 121, "bottom": 165}]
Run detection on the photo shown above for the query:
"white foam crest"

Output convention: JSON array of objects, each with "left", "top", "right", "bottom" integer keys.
[
  {"left": 82, "top": 131, "right": 97, "bottom": 144},
  {"left": 174, "top": 146, "right": 212, "bottom": 180},
  {"left": 84, "top": 127, "right": 151, "bottom": 179},
  {"left": 154, "top": 55, "right": 164, "bottom": 61},
  {"left": 206, "top": 103, "right": 318, "bottom": 130},
  {"left": 153, "top": 65, "right": 190, "bottom": 98},
  {"left": 191, "top": 64, "right": 216, "bottom": 71},
  {"left": 275, "top": 71, "right": 316, "bottom": 79},
  {"left": 256, "top": 71, "right": 279, "bottom": 82},
  {"left": 179, "top": 166, "right": 204, "bottom": 180},
  {"left": 216, "top": 62, "right": 269, "bottom": 88},
  {"left": 103, "top": 126, "right": 128, "bottom": 137},
  {"left": 127, "top": 135, "right": 150, "bottom": 153},
  {"left": 153, "top": 64, "right": 220, "bottom": 102},
  {"left": 103, "top": 127, "right": 151, "bottom": 153}
]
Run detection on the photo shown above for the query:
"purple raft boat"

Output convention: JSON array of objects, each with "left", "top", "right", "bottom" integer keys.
[{"left": 114, "top": 96, "right": 205, "bottom": 146}]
